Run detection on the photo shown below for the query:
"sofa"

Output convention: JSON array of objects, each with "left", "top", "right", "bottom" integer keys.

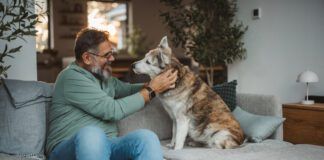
[{"left": 1, "top": 79, "right": 324, "bottom": 160}]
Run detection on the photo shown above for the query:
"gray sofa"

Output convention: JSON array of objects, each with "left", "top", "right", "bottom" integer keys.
[{"left": 1, "top": 79, "right": 324, "bottom": 160}]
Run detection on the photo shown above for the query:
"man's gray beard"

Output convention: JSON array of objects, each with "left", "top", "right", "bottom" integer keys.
[{"left": 90, "top": 63, "right": 112, "bottom": 81}]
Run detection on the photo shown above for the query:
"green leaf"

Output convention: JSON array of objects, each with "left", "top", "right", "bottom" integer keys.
[
  {"left": 0, "top": 3, "right": 4, "bottom": 12},
  {"left": 21, "top": 12, "right": 28, "bottom": 19},
  {"left": 13, "top": 0, "right": 17, "bottom": 6},
  {"left": 8, "top": 46, "right": 22, "bottom": 53},
  {"left": 3, "top": 44, "right": 8, "bottom": 54},
  {"left": 27, "top": 14, "right": 38, "bottom": 19},
  {"left": 25, "top": 30, "right": 37, "bottom": 36}
]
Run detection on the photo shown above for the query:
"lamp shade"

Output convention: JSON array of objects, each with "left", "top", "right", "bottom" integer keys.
[{"left": 296, "top": 70, "right": 319, "bottom": 83}]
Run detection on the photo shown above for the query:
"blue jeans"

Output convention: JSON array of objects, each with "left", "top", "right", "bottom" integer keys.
[{"left": 48, "top": 126, "right": 163, "bottom": 160}]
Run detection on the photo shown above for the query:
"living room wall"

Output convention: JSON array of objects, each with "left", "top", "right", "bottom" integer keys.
[
  {"left": 4, "top": 38, "right": 37, "bottom": 81},
  {"left": 229, "top": 0, "right": 324, "bottom": 103}
]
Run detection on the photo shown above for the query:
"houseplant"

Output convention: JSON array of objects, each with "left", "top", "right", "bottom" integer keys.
[
  {"left": 160, "top": 0, "right": 247, "bottom": 86},
  {"left": 0, "top": 0, "right": 44, "bottom": 79},
  {"left": 125, "top": 26, "right": 152, "bottom": 58}
]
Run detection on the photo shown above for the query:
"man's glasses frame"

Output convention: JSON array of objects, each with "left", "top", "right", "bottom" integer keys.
[{"left": 87, "top": 49, "right": 117, "bottom": 59}]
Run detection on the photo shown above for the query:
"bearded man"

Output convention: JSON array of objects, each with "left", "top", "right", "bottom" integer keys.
[{"left": 46, "top": 28, "right": 177, "bottom": 160}]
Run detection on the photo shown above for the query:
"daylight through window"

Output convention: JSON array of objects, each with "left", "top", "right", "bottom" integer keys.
[{"left": 87, "top": 1, "right": 127, "bottom": 50}]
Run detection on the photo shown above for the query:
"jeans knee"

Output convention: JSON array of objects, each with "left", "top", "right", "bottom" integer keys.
[
  {"left": 128, "top": 129, "right": 162, "bottom": 160},
  {"left": 133, "top": 129, "right": 160, "bottom": 146},
  {"left": 75, "top": 126, "right": 109, "bottom": 150},
  {"left": 76, "top": 126, "right": 106, "bottom": 139}
]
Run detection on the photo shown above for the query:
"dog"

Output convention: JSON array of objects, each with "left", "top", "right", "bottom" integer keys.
[{"left": 132, "top": 36, "right": 244, "bottom": 150}]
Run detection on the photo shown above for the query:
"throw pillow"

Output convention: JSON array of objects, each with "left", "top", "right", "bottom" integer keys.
[
  {"left": 212, "top": 80, "right": 237, "bottom": 111},
  {"left": 232, "top": 106, "right": 285, "bottom": 143}
]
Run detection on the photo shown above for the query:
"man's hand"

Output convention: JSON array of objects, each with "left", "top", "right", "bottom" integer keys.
[{"left": 149, "top": 69, "right": 178, "bottom": 94}]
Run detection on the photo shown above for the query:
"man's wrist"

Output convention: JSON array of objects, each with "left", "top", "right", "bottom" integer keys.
[
  {"left": 144, "top": 86, "right": 156, "bottom": 100},
  {"left": 143, "top": 82, "right": 149, "bottom": 88}
]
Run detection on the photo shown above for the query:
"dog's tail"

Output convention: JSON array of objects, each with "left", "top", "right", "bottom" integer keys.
[{"left": 207, "top": 129, "right": 244, "bottom": 149}]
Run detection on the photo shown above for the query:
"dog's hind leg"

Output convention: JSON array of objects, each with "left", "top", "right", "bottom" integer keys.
[{"left": 174, "top": 116, "right": 190, "bottom": 150}]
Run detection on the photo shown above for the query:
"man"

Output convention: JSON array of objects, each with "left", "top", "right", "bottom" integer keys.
[{"left": 46, "top": 28, "right": 178, "bottom": 160}]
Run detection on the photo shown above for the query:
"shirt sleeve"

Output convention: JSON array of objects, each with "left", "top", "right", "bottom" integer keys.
[
  {"left": 111, "top": 77, "right": 145, "bottom": 98},
  {"left": 63, "top": 75, "right": 145, "bottom": 121}
]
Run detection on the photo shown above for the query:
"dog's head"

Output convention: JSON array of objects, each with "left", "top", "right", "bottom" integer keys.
[{"left": 132, "top": 36, "right": 172, "bottom": 78}]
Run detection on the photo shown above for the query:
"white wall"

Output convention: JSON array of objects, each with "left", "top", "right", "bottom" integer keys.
[
  {"left": 0, "top": 0, "right": 37, "bottom": 80},
  {"left": 4, "top": 38, "right": 37, "bottom": 80},
  {"left": 229, "top": 0, "right": 324, "bottom": 103}
]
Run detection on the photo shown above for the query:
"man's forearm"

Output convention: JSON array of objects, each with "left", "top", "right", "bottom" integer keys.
[{"left": 139, "top": 88, "right": 150, "bottom": 102}]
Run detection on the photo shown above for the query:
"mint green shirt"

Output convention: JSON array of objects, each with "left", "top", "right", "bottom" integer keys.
[{"left": 46, "top": 62, "right": 145, "bottom": 154}]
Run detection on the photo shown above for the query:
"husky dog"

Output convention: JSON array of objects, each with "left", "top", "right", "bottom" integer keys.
[{"left": 132, "top": 36, "right": 244, "bottom": 150}]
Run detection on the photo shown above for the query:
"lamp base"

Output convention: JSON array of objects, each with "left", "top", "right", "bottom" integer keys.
[{"left": 301, "top": 100, "right": 315, "bottom": 105}]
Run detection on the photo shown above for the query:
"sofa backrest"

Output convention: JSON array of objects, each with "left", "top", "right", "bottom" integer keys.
[
  {"left": 118, "top": 93, "right": 283, "bottom": 141},
  {"left": 118, "top": 98, "right": 172, "bottom": 140}
]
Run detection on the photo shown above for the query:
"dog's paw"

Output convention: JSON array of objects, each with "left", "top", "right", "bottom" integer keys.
[
  {"left": 187, "top": 141, "right": 204, "bottom": 147},
  {"left": 165, "top": 143, "right": 175, "bottom": 149}
]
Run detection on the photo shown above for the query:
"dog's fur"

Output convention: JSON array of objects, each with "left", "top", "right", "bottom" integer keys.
[{"left": 132, "top": 37, "right": 244, "bottom": 150}]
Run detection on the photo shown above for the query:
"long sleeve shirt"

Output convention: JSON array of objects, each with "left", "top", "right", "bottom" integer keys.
[{"left": 46, "top": 62, "right": 144, "bottom": 154}]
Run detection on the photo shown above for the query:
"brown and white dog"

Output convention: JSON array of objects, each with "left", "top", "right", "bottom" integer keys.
[{"left": 132, "top": 36, "right": 244, "bottom": 150}]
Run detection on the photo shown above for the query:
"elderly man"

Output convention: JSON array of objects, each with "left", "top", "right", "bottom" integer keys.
[{"left": 46, "top": 28, "right": 177, "bottom": 160}]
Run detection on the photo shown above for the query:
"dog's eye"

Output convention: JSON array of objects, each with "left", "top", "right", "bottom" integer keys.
[{"left": 146, "top": 60, "right": 151, "bottom": 64}]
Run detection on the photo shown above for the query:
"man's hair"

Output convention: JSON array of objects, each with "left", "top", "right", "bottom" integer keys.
[{"left": 74, "top": 28, "right": 110, "bottom": 61}]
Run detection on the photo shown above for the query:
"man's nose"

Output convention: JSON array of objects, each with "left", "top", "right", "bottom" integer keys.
[{"left": 108, "top": 54, "right": 115, "bottom": 61}]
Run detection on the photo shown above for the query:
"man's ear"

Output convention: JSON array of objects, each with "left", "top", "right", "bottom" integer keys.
[
  {"left": 81, "top": 52, "right": 92, "bottom": 65},
  {"left": 159, "top": 36, "right": 169, "bottom": 49}
]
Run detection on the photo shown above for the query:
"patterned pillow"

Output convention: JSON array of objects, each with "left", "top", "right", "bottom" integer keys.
[{"left": 212, "top": 80, "right": 237, "bottom": 111}]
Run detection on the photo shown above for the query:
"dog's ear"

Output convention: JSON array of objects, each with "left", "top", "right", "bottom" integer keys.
[
  {"left": 159, "top": 36, "right": 169, "bottom": 49},
  {"left": 158, "top": 50, "right": 170, "bottom": 68}
]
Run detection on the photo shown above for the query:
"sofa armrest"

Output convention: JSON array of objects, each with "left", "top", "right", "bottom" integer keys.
[{"left": 236, "top": 93, "right": 283, "bottom": 140}]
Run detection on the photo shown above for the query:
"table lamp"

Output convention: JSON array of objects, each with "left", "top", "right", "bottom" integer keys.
[{"left": 296, "top": 70, "right": 319, "bottom": 105}]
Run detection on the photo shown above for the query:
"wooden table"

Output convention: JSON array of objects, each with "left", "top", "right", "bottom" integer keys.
[{"left": 283, "top": 103, "right": 324, "bottom": 146}]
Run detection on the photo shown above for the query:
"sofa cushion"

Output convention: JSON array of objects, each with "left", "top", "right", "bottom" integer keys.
[
  {"left": 232, "top": 106, "right": 285, "bottom": 142},
  {"left": 162, "top": 139, "right": 324, "bottom": 160},
  {"left": 162, "top": 139, "right": 294, "bottom": 160},
  {"left": 0, "top": 153, "right": 45, "bottom": 160},
  {"left": 118, "top": 98, "right": 172, "bottom": 140},
  {"left": 0, "top": 79, "right": 52, "bottom": 158},
  {"left": 2, "top": 79, "right": 52, "bottom": 108},
  {"left": 212, "top": 80, "right": 237, "bottom": 111}
]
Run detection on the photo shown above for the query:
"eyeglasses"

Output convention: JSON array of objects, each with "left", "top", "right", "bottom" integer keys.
[{"left": 87, "top": 49, "right": 117, "bottom": 59}]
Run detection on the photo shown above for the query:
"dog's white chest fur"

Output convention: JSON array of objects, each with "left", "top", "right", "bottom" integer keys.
[
  {"left": 158, "top": 90, "right": 191, "bottom": 119},
  {"left": 157, "top": 90, "right": 194, "bottom": 150}
]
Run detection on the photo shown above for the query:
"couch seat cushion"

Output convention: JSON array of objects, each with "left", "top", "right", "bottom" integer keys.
[
  {"left": 161, "top": 139, "right": 324, "bottom": 160},
  {"left": 0, "top": 153, "right": 44, "bottom": 160}
]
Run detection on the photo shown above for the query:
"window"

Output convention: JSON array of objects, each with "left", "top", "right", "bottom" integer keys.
[
  {"left": 35, "top": 0, "right": 49, "bottom": 52},
  {"left": 87, "top": 1, "right": 127, "bottom": 50}
]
